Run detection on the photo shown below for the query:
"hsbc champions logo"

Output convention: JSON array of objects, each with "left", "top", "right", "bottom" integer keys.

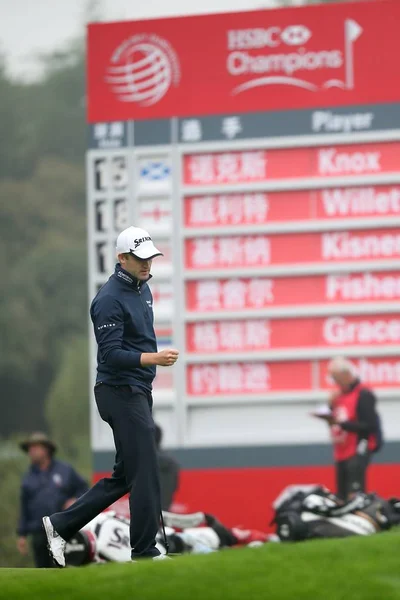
[
  {"left": 227, "top": 19, "right": 363, "bottom": 95},
  {"left": 106, "top": 34, "right": 180, "bottom": 107}
]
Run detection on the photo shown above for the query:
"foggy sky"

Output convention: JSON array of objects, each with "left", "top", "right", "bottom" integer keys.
[{"left": 0, "top": 0, "right": 273, "bottom": 80}]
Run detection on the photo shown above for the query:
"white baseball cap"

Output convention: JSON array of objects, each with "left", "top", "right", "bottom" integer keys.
[{"left": 116, "top": 226, "right": 163, "bottom": 260}]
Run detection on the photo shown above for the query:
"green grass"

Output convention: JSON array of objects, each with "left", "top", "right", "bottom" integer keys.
[{"left": 2, "top": 532, "right": 400, "bottom": 600}]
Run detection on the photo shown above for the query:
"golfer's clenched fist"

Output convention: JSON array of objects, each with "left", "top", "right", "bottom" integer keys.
[
  {"left": 156, "top": 349, "right": 179, "bottom": 367},
  {"left": 141, "top": 348, "right": 179, "bottom": 367}
]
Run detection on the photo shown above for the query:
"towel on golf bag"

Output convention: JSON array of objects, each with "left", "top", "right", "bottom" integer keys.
[{"left": 272, "top": 484, "right": 400, "bottom": 542}]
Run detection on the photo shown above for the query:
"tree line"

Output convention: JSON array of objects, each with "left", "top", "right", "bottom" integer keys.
[{"left": 0, "top": 40, "right": 89, "bottom": 461}]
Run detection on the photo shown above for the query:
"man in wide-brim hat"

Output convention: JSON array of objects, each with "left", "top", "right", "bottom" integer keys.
[{"left": 16, "top": 432, "right": 88, "bottom": 568}]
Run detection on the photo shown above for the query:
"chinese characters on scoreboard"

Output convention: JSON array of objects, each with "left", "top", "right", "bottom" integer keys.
[
  {"left": 182, "top": 142, "right": 400, "bottom": 399},
  {"left": 187, "top": 362, "right": 313, "bottom": 395}
]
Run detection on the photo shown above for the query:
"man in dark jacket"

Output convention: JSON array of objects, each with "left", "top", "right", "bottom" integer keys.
[
  {"left": 155, "top": 424, "right": 180, "bottom": 511},
  {"left": 313, "top": 357, "right": 382, "bottom": 501},
  {"left": 17, "top": 432, "right": 88, "bottom": 567},
  {"left": 43, "top": 226, "right": 179, "bottom": 566}
]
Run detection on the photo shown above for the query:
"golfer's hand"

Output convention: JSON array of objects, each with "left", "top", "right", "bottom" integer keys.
[
  {"left": 17, "top": 537, "right": 28, "bottom": 555},
  {"left": 157, "top": 349, "right": 179, "bottom": 367}
]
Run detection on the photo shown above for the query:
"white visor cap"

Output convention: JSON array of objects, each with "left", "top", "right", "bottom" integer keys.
[{"left": 116, "top": 226, "right": 163, "bottom": 260}]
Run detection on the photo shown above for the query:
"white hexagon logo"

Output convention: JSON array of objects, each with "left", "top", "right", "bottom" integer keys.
[{"left": 281, "top": 25, "right": 312, "bottom": 46}]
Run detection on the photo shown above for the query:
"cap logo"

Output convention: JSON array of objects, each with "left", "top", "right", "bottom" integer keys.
[{"left": 133, "top": 236, "right": 151, "bottom": 249}]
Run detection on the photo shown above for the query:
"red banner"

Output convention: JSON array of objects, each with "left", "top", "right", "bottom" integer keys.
[
  {"left": 186, "top": 314, "right": 400, "bottom": 353},
  {"left": 87, "top": 0, "right": 400, "bottom": 121},
  {"left": 184, "top": 185, "right": 400, "bottom": 228},
  {"left": 183, "top": 142, "right": 400, "bottom": 186},
  {"left": 319, "top": 356, "right": 400, "bottom": 389},
  {"left": 186, "top": 271, "right": 400, "bottom": 311},
  {"left": 185, "top": 228, "right": 400, "bottom": 270},
  {"left": 187, "top": 361, "right": 313, "bottom": 395}
]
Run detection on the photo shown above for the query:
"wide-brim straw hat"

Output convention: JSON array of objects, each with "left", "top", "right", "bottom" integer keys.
[{"left": 19, "top": 432, "right": 57, "bottom": 454}]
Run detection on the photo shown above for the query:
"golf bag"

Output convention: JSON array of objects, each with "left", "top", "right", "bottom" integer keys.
[
  {"left": 64, "top": 512, "right": 136, "bottom": 566},
  {"left": 159, "top": 510, "right": 267, "bottom": 553},
  {"left": 64, "top": 529, "right": 97, "bottom": 566},
  {"left": 64, "top": 509, "right": 268, "bottom": 566},
  {"left": 272, "top": 485, "right": 400, "bottom": 542}
]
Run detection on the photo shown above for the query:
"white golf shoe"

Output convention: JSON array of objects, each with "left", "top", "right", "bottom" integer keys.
[
  {"left": 131, "top": 554, "right": 171, "bottom": 563},
  {"left": 42, "top": 516, "right": 66, "bottom": 567}
]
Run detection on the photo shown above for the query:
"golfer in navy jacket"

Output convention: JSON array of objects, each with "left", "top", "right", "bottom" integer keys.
[{"left": 43, "top": 227, "right": 179, "bottom": 566}]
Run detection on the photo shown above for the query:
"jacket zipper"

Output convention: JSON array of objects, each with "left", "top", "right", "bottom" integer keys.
[{"left": 137, "top": 282, "right": 150, "bottom": 320}]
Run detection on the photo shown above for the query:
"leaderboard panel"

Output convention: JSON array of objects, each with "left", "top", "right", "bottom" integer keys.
[
  {"left": 178, "top": 119, "right": 400, "bottom": 446},
  {"left": 86, "top": 105, "right": 400, "bottom": 449}
]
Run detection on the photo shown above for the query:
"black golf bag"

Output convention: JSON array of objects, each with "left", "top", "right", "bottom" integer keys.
[{"left": 272, "top": 484, "right": 400, "bottom": 542}]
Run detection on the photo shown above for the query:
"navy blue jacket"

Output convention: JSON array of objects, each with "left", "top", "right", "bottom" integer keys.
[
  {"left": 18, "top": 459, "right": 88, "bottom": 535},
  {"left": 90, "top": 264, "right": 157, "bottom": 390}
]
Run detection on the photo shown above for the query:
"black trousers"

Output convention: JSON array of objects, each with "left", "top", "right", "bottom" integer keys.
[
  {"left": 336, "top": 453, "right": 370, "bottom": 501},
  {"left": 51, "top": 384, "right": 161, "bottom": 559},
  {"left": 32, "top": 531, "right": 55, "bottom": 568}
]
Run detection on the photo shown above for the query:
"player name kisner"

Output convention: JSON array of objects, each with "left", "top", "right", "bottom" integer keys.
[{"left": 321, "top": 231, "right": 400, "bottom": 259}]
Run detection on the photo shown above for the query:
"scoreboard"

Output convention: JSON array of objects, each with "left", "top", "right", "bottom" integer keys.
[{"left": 87, "top": 0, "right": 400, "bottom": 522}]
